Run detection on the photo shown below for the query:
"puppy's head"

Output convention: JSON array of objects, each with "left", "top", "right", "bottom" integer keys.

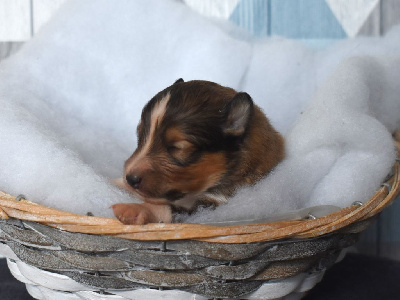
[{"left": 123, "top": 79, "right": 254, "bottom": 205}]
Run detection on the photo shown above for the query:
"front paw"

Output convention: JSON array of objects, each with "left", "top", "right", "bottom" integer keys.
[{"left": 112, "top": 203, "right": 154, "bottom": 225}]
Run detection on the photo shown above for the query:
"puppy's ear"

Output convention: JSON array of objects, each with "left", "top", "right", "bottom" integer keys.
[
  {"left": 223, "top": 92, "right": 254, "bottom": 136},
  {"left": 174, "top": 78, "right": 184, "bottom": 84}
]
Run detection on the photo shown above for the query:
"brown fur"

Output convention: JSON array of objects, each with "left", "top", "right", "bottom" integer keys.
[{"left": 112, "top": 80, "right": 285, "bottom": 224}]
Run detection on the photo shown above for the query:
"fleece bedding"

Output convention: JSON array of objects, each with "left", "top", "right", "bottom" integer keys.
[{"left": 0, "top": 0, "right": 399, "bottom": 223}]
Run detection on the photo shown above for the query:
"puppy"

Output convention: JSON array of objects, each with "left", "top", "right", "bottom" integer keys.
[{"left": 112, "top": 79, "right": 285, "bottom": 224}]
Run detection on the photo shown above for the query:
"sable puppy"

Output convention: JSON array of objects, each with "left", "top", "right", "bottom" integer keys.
[{"left": 113, "top": 79, "right": 285, "bottom": 224}]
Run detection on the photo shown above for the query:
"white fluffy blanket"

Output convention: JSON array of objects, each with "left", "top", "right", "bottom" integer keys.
[{"left": 0, "top": 0, "right": 398, "bottom": 222}]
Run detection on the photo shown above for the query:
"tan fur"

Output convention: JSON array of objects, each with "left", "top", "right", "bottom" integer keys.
[
  {"left": 239, "top": 107, "right": 285, "bottom": 186},
  {"left": 167, "top": 152, "right": 227, "bottom": 193}
]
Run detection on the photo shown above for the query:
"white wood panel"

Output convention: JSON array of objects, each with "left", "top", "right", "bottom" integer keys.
[
  {"left": 0, "top": 0, "right": 31, "bottom": 41},
  {"left": 326, "top": 0, "right": 380, "bottom": 37},
  {"left": 381, "top": 0, "right": 400, "bottom": 34},
  {"left": 184, "top": 0, "right": 239, "bottom": 19},
  {"left": 358, "top": 2, "right": 381, "bottom": 36},
  {"left": 32, "top": 0, "right": 66, "bottom": 34}
]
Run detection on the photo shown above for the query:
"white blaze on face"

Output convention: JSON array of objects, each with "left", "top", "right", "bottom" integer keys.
[{"left": 125, "top": 93, "right": 171, "bottom": 173}]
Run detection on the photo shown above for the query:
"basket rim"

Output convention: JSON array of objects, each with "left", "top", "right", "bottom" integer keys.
[{"left": 0, "top": 160, "right": 398, "bottom": 244}]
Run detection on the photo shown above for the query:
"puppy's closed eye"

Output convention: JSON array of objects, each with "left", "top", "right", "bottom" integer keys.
[
  {"left": 168, "top": 140, "right": 196, "bottom": 164},
  {"left": 165, "top": 127, "right": 198, "bottom": 165}
]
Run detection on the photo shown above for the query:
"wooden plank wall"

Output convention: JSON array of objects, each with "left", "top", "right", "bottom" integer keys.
[
  {"left": 0, "top": 0, "right": 65, "bottom": 65},
  {"left": 0, "top": 0, "right": 400, "bottom": 260},
  {"left": 0, "top": 0, "right": 65, "bottom": 41}
]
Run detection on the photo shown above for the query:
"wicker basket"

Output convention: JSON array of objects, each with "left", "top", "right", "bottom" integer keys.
[{"left": 0, "top": 160, "right": 398, "bottom": 300}]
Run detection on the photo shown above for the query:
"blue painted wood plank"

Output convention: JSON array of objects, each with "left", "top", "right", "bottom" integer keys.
[
  {"left": 230, "top": 0, "right": 269, "bottom": 37},
  {"left": 269, "top": 0, "right": 346, "bottom": 39}
]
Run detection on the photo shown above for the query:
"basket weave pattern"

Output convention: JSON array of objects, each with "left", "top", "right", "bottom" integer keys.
[{"left": 0, "top": 161, "right": 398, "bottom": 299}]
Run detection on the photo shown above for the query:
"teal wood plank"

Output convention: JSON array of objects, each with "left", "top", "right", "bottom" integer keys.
[
  {"left": 270, "top": 0, "right": 346, "bottom": 39},
  {"left": 230, "top": 0, "right": 269, "bottom": 37}
]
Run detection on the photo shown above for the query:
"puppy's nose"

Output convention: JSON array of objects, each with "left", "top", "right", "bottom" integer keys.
[{"left": 126, "top": 175, "right": 142, "bottom": 189}]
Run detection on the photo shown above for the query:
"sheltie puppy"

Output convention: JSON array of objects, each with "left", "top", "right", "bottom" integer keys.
[{"left": 112, "top": 79, "right": 285, "bottom": 224}]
